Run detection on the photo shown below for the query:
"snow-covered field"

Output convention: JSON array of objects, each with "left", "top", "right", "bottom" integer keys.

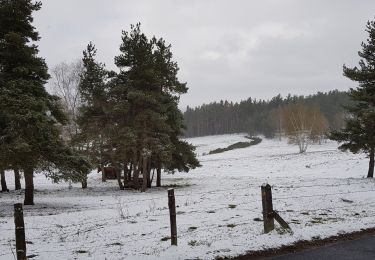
[{"left": 1, "top": 134, "right": 374, "bottom": 260}]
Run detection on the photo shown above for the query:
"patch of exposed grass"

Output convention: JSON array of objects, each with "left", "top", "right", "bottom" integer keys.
[
  {"left": 75, "top": 250, "right": 88, "bottom": 254},
  {"left": 188, "top": 240, "right": 198, "bottom": 246},
  {"left": 161, "top": 236, "right": 170, "bottom": 241},
  {"left": 208, "top": 137, "right": 262, "bottom": 155},
  {"left": 310, "top": 217, "right": 324, "bottom": 224},
  {"left": 291, "top": 219, "right": 301, "bottom": 224},
  {"left": 163, "top": 183, "right": 191, "bottom": 188},
  {"left": 227, "top": 223, "right": 237, "bottom": 228},
  {"left": 108, "top": 242, "right": 123, "bottom": 246},
  {"left": 188, "top": 226, "right": 198, "bottom": 231},
  {"left": 275, "top": 226, "right": 294, "bottom": 235},
  {"left": 228, "top": 204, "right": 237, "bottom": 209}
]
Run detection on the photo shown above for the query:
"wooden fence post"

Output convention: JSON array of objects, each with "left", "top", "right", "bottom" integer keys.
[
  {"left": 14, "top": 203, "right": 26, "bottom": 260},
  {"left": 168, "top": 188, "right": 177, "bottom": 245},
  {"left": 261, "top": 184, "right": 274, "bottom": 233},
  {"left": 273, "top": 211, "right": 291, "bottom": 230}
]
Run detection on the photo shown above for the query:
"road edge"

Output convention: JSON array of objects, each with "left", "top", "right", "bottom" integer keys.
[{"left": 220, "top": 227, "right": 375, "bottom": 259}]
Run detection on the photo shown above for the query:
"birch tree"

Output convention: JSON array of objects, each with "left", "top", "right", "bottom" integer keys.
[{"left": 282, "top": 103, "right": 328, "bottom": 153}]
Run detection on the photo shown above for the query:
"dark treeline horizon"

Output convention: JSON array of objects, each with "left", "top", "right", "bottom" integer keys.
[{"left": 183, "top": 90, "right": 350, "bottom": 138}]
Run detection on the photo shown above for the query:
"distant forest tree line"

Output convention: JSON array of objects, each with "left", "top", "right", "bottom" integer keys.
[{"left": 183, "top": 90, "right": 350, "bottom": 138}]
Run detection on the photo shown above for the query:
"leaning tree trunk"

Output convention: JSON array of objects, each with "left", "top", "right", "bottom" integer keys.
[
  {"left": 156, "top": 167, "right": 161, "bottom": 187},
  {"left": 1, "top": 168, "right": 9, "bottom": 192},
  {"left": 368, "top": 147, "right": 375, "bottom": 178},
  {"left": 14, "top": 168, "right": 21, "bottom": 190},
  {"left": 24, "top": 167, "right": 34, "bottom": 205}
]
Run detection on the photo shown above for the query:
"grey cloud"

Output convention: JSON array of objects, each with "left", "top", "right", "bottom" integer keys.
[{"left": 34, "top": 0, "right": 375, "bottom": 108}]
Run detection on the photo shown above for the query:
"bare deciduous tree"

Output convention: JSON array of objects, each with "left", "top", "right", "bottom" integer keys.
[
  {"left": 50, "top": 60, "right": 88, "bottom": 188},
  {"left": 282, "top": 103, "right": 328, "bottom": 153},
  {"left": 50, "top": 60, "right": 83, "bottom": 142}
]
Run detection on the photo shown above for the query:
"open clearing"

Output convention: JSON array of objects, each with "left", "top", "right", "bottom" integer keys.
[{"left": 0, "top": 134, "right": 374, "bottom": 259}]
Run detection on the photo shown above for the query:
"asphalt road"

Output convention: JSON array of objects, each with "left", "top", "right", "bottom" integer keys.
[{"left": 270, "top": 234, "right": 375, "bottom": 260}]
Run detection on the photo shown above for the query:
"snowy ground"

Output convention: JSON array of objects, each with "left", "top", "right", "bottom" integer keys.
[{"left": 1, "top": 134, "right": 374, "bottom": 260}]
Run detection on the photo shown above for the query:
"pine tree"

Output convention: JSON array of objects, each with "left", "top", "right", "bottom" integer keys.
[
  {"left": 330, "top": 19, "right": 375, "bottom": 178},
  {"left": 114, "top": 24, "right": 171, "bottom": 191},
  {"left": 76, "top": 25, "right": 200, "bottom": 191},
  {"left": 112, "top": 24, "right": 200, "bottom": 190},
  {"left": 75, "top": 43, "right": 111, "bottom": 176},
  {"left": 0, "top": 0, "right": 91, "bottom": 204}
]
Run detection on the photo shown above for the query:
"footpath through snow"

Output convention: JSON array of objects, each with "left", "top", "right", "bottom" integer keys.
[{"left": 0, "top": 134, "right": 374, "bottom": 259}]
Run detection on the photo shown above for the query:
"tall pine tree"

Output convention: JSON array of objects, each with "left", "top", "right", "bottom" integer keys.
[
  {"left": 75, "top": 43, "right": 111, "bottom": 174},
  {"left": 330, "top": 19, "right": 375, "bottom": 178},
  {"left": 113, "top": 24, "right": 199, "bottom": 190},
  {"left": 0, "top": 0, "right": 91, "bottom": 204}
]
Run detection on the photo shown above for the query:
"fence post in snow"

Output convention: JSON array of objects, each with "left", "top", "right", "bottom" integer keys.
[
  {"left": 168, "top": 188, "right": 177, "bottom": 245},
  {"left": 261, "top": 183, "right": 275, "bottom": 233},
  {"left": 14, "top": 203, "right": 26, "bottom": 260}
]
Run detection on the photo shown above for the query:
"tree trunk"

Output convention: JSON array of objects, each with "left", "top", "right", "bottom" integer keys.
[
  {"left": 123, "top": 163, "right": 128, "bottom": 182},
  {"left": 115, "top": 167, "right": 124, "bottom": 190},
  {"left": 368, "top": 147, "right": 375, "bottom": 178},
  {"left": 156, "top": 167, "right": 161, "bottom": 187},
  {"left": 1, "top": 169, "right": 9, "bottom": 192},
  {"left": 128, "top": 163, "right": 132, "bottom": 181},
  {"left": 81, "top": 176, "right": 88, "bottom": 189},
  {"left": 101, "top": 166, "right": 106, "bottom": 182},
  {"left": 24, "top": 167, "right": 34, "bottom": 205},
  {"left": 141, "top": 157, "right": 148, "bottom": 192},
  {"left": 147, "top": 169, "right": 151, "bottom": 188},
  {"left": 14, "top": 168, "right": 21, "bottom": 190},
  {"left": 146, "top": 161, "right": 151, "bottom": 188},
  {"left": 150, "top": 169, "right": 155, "bottom": 185},
  {"left": 133, "top": 154, "right": 140, "bottom": 189}
]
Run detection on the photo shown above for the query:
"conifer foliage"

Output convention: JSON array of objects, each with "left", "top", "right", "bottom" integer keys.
[
  {"left": 0, "top": 0, "right": 91, "bottom": 204},
  {"left": 330, "top": 19, "right": 375, "bottom": 178},
  {"left": 77, "top": 24, "right": 200, "bottom": 191}
]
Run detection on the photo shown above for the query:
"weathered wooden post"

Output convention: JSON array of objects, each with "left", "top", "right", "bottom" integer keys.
[
  {"left": 261, "top": 183, "right": 275, "bottom": 233},
  {"left": 273, "top": 211, "right": 291, "bottom": 230},
  {"left": 14, "top": 203, "right": 26, "bottom": 260},
  {"left": 168, "top": 188, "right": 177, "bottom": 245}
]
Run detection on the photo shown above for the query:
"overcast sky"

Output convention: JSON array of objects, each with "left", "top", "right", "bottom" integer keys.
[{"left": 34, "top": 0, "right": 375, "bottom": 108}]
